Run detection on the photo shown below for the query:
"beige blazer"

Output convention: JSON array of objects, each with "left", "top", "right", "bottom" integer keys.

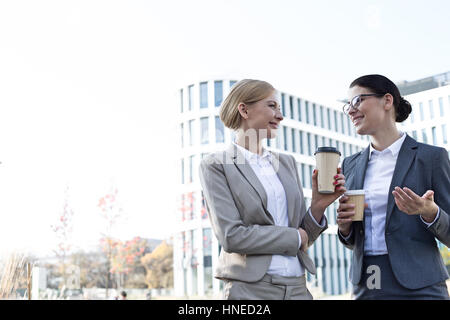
[{"left": 199, "top": 144, "right": 328, "bottom": 282}]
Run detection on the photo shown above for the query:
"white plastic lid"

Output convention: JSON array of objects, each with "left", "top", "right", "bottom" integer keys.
[{"left": 345, "top": 190, "right": 365, "bottom": 196}]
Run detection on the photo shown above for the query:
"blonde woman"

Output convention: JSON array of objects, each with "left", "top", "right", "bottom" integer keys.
[{"left": 199, "top": 79, "right": 346, "bottom": 300}]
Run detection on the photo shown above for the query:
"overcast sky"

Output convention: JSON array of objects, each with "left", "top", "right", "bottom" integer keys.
[{"left": 0, "top": 0, "right": 449, "bottom": 256}]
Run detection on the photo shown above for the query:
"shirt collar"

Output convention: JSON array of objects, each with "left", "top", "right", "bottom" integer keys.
[
  {"left": 369, "top": 132, "right": 406, "bottom": 159},
  {"left": 233, "top": 142, "right": 273, "bottom": 163}
]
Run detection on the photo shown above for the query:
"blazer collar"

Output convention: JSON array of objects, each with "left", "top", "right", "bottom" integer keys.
[
  {"left": 225, "top": 144, "right": 296, "bottom": 226},
  {"left": 226, "top": 144, "right": 270, "bottom": 220},
  {"left": 385, "top": 134, "right": 418, "bottom": 226},
  {"left": 354, "top": 146, "right": 371, "bottom": 190}
]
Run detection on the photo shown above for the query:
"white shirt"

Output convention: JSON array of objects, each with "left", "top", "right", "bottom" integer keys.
[
  {"left": 233, "top": 143, "right": 325, "bottom": 277},
  {"left": 342, "top": 132, "right": 440, "bottom": 255}
]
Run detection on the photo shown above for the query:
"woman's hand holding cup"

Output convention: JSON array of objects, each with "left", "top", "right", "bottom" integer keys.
[{"left": 337, "top": 195, "right": 368, "bottom": 237}]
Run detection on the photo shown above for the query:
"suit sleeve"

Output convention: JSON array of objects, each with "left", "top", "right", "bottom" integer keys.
[
  {"left": 337, "top": 156, "right": 356, "bottom": 249},
  {"left": 199, "top": 155, "right": 301, "bottom": 256},
  {"left": 290, "top": 156, "right": 328, "bottom": 246},
  {"left": 427, "top": 148, "right": 450, "bottom": 247}
]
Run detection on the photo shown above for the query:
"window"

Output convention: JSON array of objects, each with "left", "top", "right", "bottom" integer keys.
[
  {"left": 314, "top": 135, "right": 318, "bottom": 153},
  {"left": 320, "top": 106, "right": 324, "bottom": 128},
  {"left": 340, "top": 113, "right": 345, "bottom": 134},
  {"left": 291, "top": 128, "right": 296, "bottom": 152},
  {"left": 410, "top": 105, "right": 415, "bottom": 123},
  {"left": 289, "top": 96, "right": 294, "bottom": 119},
  {"left": 297, "top": 99, "right": 302, "bottom": 122},
  {"left": 200, "top": 82, "right": 208, "bottom": 109},
  {"left": 313, "top": 104, "right": 317, "bottom": 126},
  {"left": 188, "top": 85, "right": 194, "bottom": 111},
  {"left": 412, "top": 130, "right": 417, "bottom": 140},
  {"left": 343, "top": 142, "right": 347, "bottom": 157},
  {"left": 281, "top": 93, "right": 286, "bottom": 117},
  {"left": 189, "top": 155, "right": 195, "bottom": 183},
  {"left": 267, "top": 139, "right": 271, "bottom": 147},
  {"left": 215, "top": 116, "right": 224, "bottom": 143},
  {"left": 180, "top": 89, "right": 184, "bottom": 113},
  {"left": 327, "top": 109, "right": 331, "bottom": 130},
  {"left": 299, "top": 131, "right": 304, "bottom": 154},
  {"left": 214, "top": 81, "right": 223, "bottom": 107},
  {"left": 432, "top": 127, "right": 437, "bottom": 145},
  {"left": 419, "top": 102, "right": 424, "bottom": 120},
  {"left": 429, "top": 100, "right": 434, "bottom": 119},
  {"left": 305, "top": 101, "right": 310, "bottom": 124},
  {"left": 283, "top": 126, "right": 288, "bottom": 151},
  {"left": 442, "top": 124, "right": 448, "bottom": 144},
  {"left": 188, "top": 119, "right": 194, "bottom": 146},
  {"left": 301, "top": 163, "right": 306, "bottom": 188},
  {"left": 439, "top": 97, "right": 444, "bottom": 117},
  {"left": 181, "top": 159, "right": 185, "bottom": 184},
  {"left": 180, "top": 123, "right": 184, "bottom": 148},
  {"left": 422, "top": 129, "right": 427, "bottom": 143},
  {"left": 334, "top": 111, "right": 338, "bottom": 133},
  {"left": 349, "top": 144, "right": 353, "bottom": 155},
  {"left": 308, "top": 165, "right": 314, "bottom": 189},
  {"left": 230, "top": 80, "right": 237, "bottom": 88},
  {"left": 307, "top": 133, "right": 312, "bottom": 156},
  {"left": 347, "top": 117, "right": 352, "bottom": 137},
  {"left": 200, "top": 117, "right": 209, "bottom": 144}
]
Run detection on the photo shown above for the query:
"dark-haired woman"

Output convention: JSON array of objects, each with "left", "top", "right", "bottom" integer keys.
[{"left": 337, "top": 74, "right": 450, "bottom": 300}]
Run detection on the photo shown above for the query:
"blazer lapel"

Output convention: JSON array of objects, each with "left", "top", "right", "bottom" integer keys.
[
  {"left": 385, "top": 135, "right": 418, "bottom": 226},
  {"left": 272, "top": 153, "right": 297, "bottom": 227},
  {"left": 226, "top": 144, "right": 270, "bottom": 220},
  {"left": 354, "top": 147, "right": 370, "bottom": 189}
]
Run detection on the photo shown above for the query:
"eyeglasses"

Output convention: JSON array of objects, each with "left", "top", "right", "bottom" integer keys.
[{"left": 342, "top": 93, "right": 385, "bottom": 115}]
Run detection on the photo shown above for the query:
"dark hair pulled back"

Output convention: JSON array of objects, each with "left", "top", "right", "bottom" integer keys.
[{"left": 350, "top": 74, "right": 412, "bottom": 122}]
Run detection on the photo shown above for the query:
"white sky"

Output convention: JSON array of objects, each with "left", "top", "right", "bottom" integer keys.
[{"left": 1, "top": 0, "right": 449, "bottom": 257}]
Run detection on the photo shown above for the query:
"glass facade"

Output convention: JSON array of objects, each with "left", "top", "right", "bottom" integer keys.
[
  {"left": 188, "top": 85, "right": 194, "bottom": 111},
  {"left": 442, "top": 124, "right": 447, "bottom": 144},
  {"left": 438, "top": 97, "right": 444, "bottom": 117},
  {"left": 429, "top": 100, "right": 434, "bottom": 119},
  {"left": 200, "top": 82, "right": 208, "bottom": 109},
  {"left": 188, "top": 119, "right": 194, "bottom": 146},
  {"left": 214, "top": 81, "right": 223, "bottom": 107},
  {"left": 432, "top": 127, "right": 437, "bottom": 145},
  {"left": 200, "top": 117, "right": 209, "bottom": 144},
  {"left": 215, "top": 116, "right": 224, "bottom": 143},
  {"left": 419, "top": 102, "right": 424, "bottom": 120}
]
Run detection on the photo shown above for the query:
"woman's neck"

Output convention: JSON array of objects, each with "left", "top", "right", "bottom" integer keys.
[
  {"left": 370, "top": 125, "right": 402, "bottom": 151},
  {"left": 235, "top": 131, "right": 263, "bottom": 155}
]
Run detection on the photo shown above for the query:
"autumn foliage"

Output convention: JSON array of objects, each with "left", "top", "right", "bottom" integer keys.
[{"left": 141, "top": 241, "right": 173, "bottom": 289}]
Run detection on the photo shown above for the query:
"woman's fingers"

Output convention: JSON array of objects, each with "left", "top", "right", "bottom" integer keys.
[
  {"left": 337, "top": 211, "right": 355, "bottom": 219},
  {"left": 338, "top": 203, "right": 355, "bottom": 211}
]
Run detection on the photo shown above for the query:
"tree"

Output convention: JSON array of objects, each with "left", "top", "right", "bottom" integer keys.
[
  {"left": 98, "top": 186, "right": 124, "bottom": 298},
  {"left": 108, "top": 236, "right": 147, "bottom": 289},
  {"left": 50, "top": 186, "right": 74, "bottom": 289},
  {"left": 141, "top": 241, "right": 173, "bottom": 289}
]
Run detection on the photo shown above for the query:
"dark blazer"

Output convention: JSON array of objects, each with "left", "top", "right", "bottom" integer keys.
[{"left": 338, "top": 135, "right": 450, "bottom": 289}]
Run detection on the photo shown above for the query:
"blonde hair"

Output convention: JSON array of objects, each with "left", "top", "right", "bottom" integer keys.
[{"left": 219, "top": 79, "right": 275, "bottom": 130}]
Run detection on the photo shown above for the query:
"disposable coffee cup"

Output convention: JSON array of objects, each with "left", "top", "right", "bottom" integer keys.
[
  {"left": 345, "top": 190, "right": 365, "bottom": 221},
  {"left": 314, "top": 147, "right": 341, "bottom": 193}
]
